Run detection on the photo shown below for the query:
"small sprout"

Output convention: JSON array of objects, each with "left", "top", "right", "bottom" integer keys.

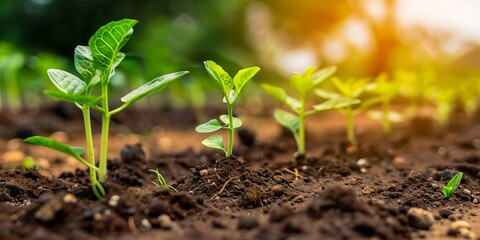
[
  {"left": 22, "top": 156, "right": 39, "bottom": 171},
  {"left": 442, "top": 172, "right": 463, "bottom": 199},
  {"left": 262, "top": 66, "right": 359, "bottom": 155},
  {"left": 149, "top": 169, "right": 177, "bottom": 192},
  {"left": 196, "top": 60, "right": 260, "bottom": 157}
]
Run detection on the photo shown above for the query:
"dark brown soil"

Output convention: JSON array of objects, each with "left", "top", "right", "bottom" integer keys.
[{"left": 0, "top": 107, "right": 480, "bottom": 240}]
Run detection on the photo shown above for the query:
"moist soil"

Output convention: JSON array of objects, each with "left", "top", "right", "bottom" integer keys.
[{"left": 0, "top": 105, "right": 479, "bottom": 240}]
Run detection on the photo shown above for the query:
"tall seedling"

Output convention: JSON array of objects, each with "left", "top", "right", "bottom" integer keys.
[
  {"left": 195, "top": 61, "right": 260, "bottom": 157},
  {"left": 24, "top": 19, "right": 189, "bottom": 199},
  {"left": 262, "top": 66, "right": 359, "bottom": 156}
]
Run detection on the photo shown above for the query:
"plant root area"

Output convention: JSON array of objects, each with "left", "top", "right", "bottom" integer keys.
[{"left": 0, "top": 105, "right": 479, "bottom": 240}]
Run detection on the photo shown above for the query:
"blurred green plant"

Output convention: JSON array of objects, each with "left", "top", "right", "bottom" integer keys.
[
  {"left": 0, "top": 42, "right": 26, "bottom": 112},
  {"left": 148, "top": 169, "right": 177, "bottom": 191},
  {"left": 262, "top": 66, "right": 359, "bottom": 155},
  {"left": 196, "top": 60, "right": 260, "bottom": 157},
  {"left": 315, "top": 77, "right": 376, "bottom": 143},
  {"left": 24, "top": 19, "right": 189, "bottom": 200},
  {"left": 22, "top": 156, "right": 39, "bottom": 171}
]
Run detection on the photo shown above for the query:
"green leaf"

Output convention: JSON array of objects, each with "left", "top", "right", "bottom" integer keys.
[
  {"left": 289, "top": 67, "right": 316, "bottom": 96},
  {"left": 442, "top": 172, "right": 463, "bottom": 198},
  {"left": 23, "top": 136, "right": 98, "bottom": 170},
  {"left": 204, "top": 60, "right": 233, "bottom": 101},
  {"left": 314, "top": 89, "right": 343, "bottom": 99},
  {"left": 273, "top": 109, "right": 299, "bottom": 133},
  {"left": 47, "top": 69, "right": 86, "bottom": 95},
  {"left": 201, "top": 135, "right": 226, "bottom": 154},
  {"left": 219, "top": 115, "right": 242, "bottom": 128},
  {"left": 331, "top": 77, "right": 351, "bottom": 97},
  {"left": 109, "top": 52, "right": 126, "bottom": 79},
  {"left": 313, "top": 97, "right": 360, "bottom": 112},
  {"left": 44, "top": 90, "right": 101, "bottom": 106},
  {"left": 261, "top": 84, "right": 300, "bottom": 111},
  {"left": 121, "top": 71, "right": 189, "bottom": 103},
  {"left": 233, "top": 66, "right": 260, "bottom": 101},
  {"left": 88, "top": 19, "right": 137, "bottom": 72},
  {"left": 195, "top": 119, "right": 223, "bottom": 133},
  {"left": 311, "top": 66, "right": 337, "bottom": 85},
  {"left": 74, "top": 46, "right": 96, "bottom": 83}
]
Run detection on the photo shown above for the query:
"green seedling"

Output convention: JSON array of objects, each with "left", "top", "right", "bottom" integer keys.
[
  {"left": 442, "top": 172, "right": 463, "bottom": 199},
  {"left": 195, "top": 60, "right": 260, "bottom": 157},
  {"left": 22, "top": 156, "right": 39, "bottom": 171},
  {"left": 149, "top": 169, "right": 177, "bottom": 192},
  {"left": 262, "top": 66, "right": 359, "bottom": 155},
  {"left": 24, "top": 19, "right": 188, "bottom": 200},
  {"left": 0, "top": 43, "right": 26, "bottom": 112},
  {"left": 315, "top": 77, "right": 376, "bottom": 143}
]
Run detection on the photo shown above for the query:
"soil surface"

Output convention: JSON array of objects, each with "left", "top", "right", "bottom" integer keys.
[{"left": 0, "top": 104, "right": 479, "bottom": 240}]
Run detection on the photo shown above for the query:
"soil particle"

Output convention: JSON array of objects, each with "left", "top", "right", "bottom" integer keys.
[
  {"left": 237, "top": 127, "right": 256, "bottom": 147},
  {"left": 406, "top": 207, "right": 435, "bottom": 230},
  {"left": 237, "top": 215, "right": 259, "bottom": 230},
  {"left": 439, "top": 209, "right": 453, "bottom": 218},
  {"left": 34, "top": 193, "right": 64, "bottom": 222},
  {"left": 433, "top": 169, "right": 461, "bottom": 181},
  {"left": 269, "top": 204, "right": 294, "bottom": 223},
  {"left": 120, "top": 143, "right": 146, "bottom": 164}
]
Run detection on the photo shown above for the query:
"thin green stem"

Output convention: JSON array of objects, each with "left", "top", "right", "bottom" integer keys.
[
  {"left": 226, "top": 103, "right": 234, "bottom": 157},
  {"left": 346, "top": 106, "right": 355, "bottom": 143},
  {"left": 297, "top": 96, "right": 306, "bottom": 154},
  {"left": 98, "top": 83, "right": 110, "bottom": 182},
  {"left": 81, "top": 106, "right": 105, "bottom": 198}
]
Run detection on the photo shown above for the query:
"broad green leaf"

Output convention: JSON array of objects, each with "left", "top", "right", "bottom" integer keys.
[
  {"left": 261, "top": 84, "right": 300, "bottom": 111},
  {"left": 74, "top": 46, "right": 96, "bottom": 83},
  {"left": 311, "top": 66, "right": 337, "bottom": 85},
  {"left": 201, "top": 135, "right": 226, "bottom": 153},
  {"left": 442, "top": 172, "right": 463, "bottom": 198},
  {"left": 273, "top": 109, "right": 299, "bottom": 133},
  {"left": 23, "top": 136, "right": 98, "bottom": 170},
  {"left": 289, "top": 67, "right": 316, "bottom": 96},
  {"left": 204, "top": 60, "right": 233, "bottom": 101},
  {"left": 44, "top": 90, "right": 101, "bottom": 106},
  {"left": 314, "top": 89, "right": 343, "bottom": 99},
  {"left": 331, "top": 77, "right": 351, "bottom": 97},
  {"left": 233, "top": 66, "right": 260, "bottom": 101},
  {"left": 195, "top": 119, "right": 223, "bottom": 133},
  {"left": 313, "top": 97, "right": 360, "bottom": 112},
  {"left": 109, "top": 52, "right": 126, "bottom": 79},
  {"left": 47, "top": 69, "right": 86, "bottom": 95},
  {"left": 121, "top": 71, "right": 189, "bottom": 103},
  {"left": 88, "top": 19, "right": 137, "bottom": 72},
  {"left": 219, "top": 115, "right": 242, "bottom": 128}
]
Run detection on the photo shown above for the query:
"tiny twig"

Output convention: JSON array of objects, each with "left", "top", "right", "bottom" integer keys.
[
  {"left": 282, "top": 168, "right": 305, "bottom": 179},
  {"left": 210, "top": 177, "right": 238, "bottom": 200},
  {"left": 409, "top": 170, "right": 414, "bottom": 178},
  {"left": 213, "top": 168, "right": 221, "bottom": 180},
  {"left": 128, "top": 217, "right": 138, "bottom": 234}
]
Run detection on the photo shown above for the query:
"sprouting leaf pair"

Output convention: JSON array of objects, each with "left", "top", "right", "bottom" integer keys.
[
  {"left": 196, "top": 61, "right": 260, "bottom": 157},
  {"left": 262, "top": 66, "right": 359, "bottom": 155}
]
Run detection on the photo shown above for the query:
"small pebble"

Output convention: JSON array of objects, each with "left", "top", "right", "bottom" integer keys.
[
  {"left": 407, "top": 207, "right": 434, "bottom": 230},
  {"left": 293, "top": 195, "right": 304, "bottom": 203},
  {"left": 199, "top": 169, "right": 208, "bottom": 176},
  {"left": 237, "top": 215, "right": 259, "bottom": 230},
  {"left": 93, "top": 213, "right": 102, "bottom": 221},
  {"left": 450, "top": 220, "right": 470, "bottom": 231},
  {"left": 473, "top": 198, "right": 478, "bottom": 204},
  {"left": 393, "top": 157, "right": 407, "bottom": 167},
  {"left": 157, "top": 214, "right": 173, "bottom": 230},
  {"left": 356, "top": 158, "right": 369, "bottom": 168},
  {"left": 141, "top": 218, "right": 152, "bottom": 229},
  {"left": 346, "top": 145, "right": 358, "bottom": 154},
  {"left": 463, "top": 189, "right": 472, "bottom": 195},
  {"left": 1, "top": 150, "right": 25, "bottom": 163},
  {"left": 108, "top": 195, "right": 120, "bottom": 207},
  {"left": 439, "top": 209, "right": 452, "bottom": 219},
  {"left": 360, "top": 167, "right": 368, "bottom": 174},
  {"left": 63, "top": 193, "right": 77, "bottom": 204}
]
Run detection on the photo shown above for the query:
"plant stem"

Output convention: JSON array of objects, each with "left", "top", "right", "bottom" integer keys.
[
  {"left": 382, "top": 101, "right": 391, "bottom": 135},
  {"left": 346, "top": 106, "right": 355, "bottom": 143},
  {"left": 226, "top": 103, "right": 234, "bottom": 157},
  {"left": 298, "top": 97, "right": 306, "bottom": 154},
  {"left": 81, "top": 105, "right": 104, "bottom": 199},
  {"left": 98, "top": 83, "right": 110, "bottom": 182}
]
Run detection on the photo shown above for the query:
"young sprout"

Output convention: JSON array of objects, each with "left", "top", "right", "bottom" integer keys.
[
  {"left": 315, "top": 77, "right": 376, "bottom": 143},
  {"left": 442, "top": 172, "right": 463, "bottom": 199},
  {"left": 22, "top": 156, "right": 39, "bottom": 171},
  {"left": 195, "top": 60, "right": 260, "bottom": 157},
  {"left": 24, "top": 19, "right": 188, "bottom": 200},
  {"left": 149, "top": 169, "right": 177, "bottom": 192},
  {"left": 262, "top": 66, "right": 359, "bottom": 156}
]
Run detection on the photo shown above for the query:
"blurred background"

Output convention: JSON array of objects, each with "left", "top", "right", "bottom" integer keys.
[{"left": 1, "top": 0, "right": 480, "bottom": 113}]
